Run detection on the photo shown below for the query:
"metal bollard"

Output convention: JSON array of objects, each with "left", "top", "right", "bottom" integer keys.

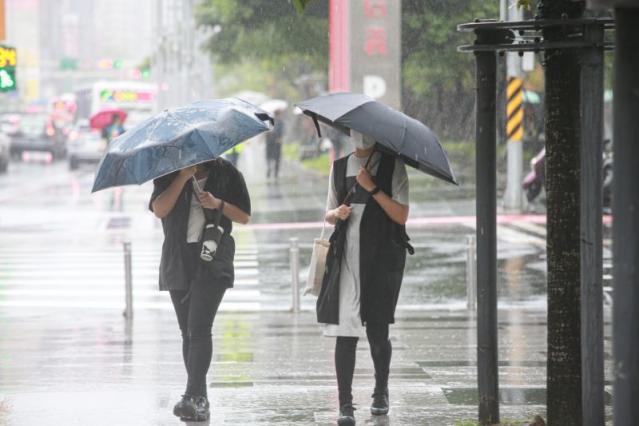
[
  {"left": 290, "top": 237, "right": 300, "bottom": 313},
  {"left": 466, "top": 235, "right": 477, "bottom": 311},
  {"left": 123, "top": 241, "right": 133, "bottom": 319}
]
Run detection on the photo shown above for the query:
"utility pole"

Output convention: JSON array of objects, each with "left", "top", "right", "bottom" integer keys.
[{"left": 503, "top": 1, "right": 524, "bottom": 212}]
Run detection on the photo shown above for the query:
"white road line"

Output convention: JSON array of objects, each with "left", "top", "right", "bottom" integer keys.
[
  {"left": 0, "top": 268, "right": 259, "bottom": 278},
  {"left": 508, "top": 221, "right": 547, "bottom": 237},
  {"left": 0, "top": 300, "right": 261, "bottom": 311},
  {"left": 0, "top": 289, "right": 262, "bottom": 299},
  {"left": 0, "top": 260, "right": 259, "bottom": 268},
  {"left": 0, "top": 278, "right": 259, "bottom": 287},
  {"left": 497, "top": 225, "right": 547, "bottom": 247}
]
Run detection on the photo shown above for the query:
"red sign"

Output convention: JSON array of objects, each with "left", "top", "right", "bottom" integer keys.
[
  {"left": 364, "top": 27, "right": 388, "bottom": 56},
  {"left": 364, "top": 0, "right": 387, "bottom": 18}
]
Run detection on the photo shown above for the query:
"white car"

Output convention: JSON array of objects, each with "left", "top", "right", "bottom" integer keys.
[{"left": 68, "top": 131, "right": 106, "bottom": 170}]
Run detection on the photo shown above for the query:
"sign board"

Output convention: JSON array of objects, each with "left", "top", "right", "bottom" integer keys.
[
  {"left": 0, "top": 44, "right": 16, "bottom": 92},
  {"left": 99, "top": 89, "right": 154, "bottom": 103},
  {"left": 329, "top": 0, "right": 401, "bottom": 108}
]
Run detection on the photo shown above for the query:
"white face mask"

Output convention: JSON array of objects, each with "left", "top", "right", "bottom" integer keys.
[{"left": 352, "top": 131, "right": 375, "bottom": 150}]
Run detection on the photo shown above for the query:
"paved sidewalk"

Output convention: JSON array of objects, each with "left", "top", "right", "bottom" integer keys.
[{"left": 0, "top": 304, "right": 612, "bottom": 426}]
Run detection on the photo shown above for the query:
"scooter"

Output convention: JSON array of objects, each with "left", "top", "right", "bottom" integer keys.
[
  {"left": 523, "top": 140, "right": 613, "bottom": 206},
  {"left": 522, "top": 147, "right": 545, "bottom": 203}
]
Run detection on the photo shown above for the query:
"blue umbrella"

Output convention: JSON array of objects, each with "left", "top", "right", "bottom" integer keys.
[{"left": 91, "top": 98, "right": 273, "bottom": 193}]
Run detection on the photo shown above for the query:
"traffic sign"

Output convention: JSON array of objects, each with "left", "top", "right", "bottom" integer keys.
[{"left": 0, "top": 44, "right": 16, "bottom": 92}]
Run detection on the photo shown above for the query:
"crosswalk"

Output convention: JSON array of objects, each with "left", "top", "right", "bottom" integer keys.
[{"left": 0, "top": 244, "right": 263, "bottom": 312}]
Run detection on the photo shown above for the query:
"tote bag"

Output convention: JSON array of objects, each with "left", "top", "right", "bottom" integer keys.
[{"left": 304, "top": 223, "right": 330, "bottom": 296}]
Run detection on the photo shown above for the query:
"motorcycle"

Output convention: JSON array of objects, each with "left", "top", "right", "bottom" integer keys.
[
  {"left": 523, "top": 147, "right": 545, "bottom": 203},
  {"left": 522, "top": 140, "right": 612, "bottom": 206}
]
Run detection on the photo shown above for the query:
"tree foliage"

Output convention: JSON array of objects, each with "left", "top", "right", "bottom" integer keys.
[
  {"left": 197, "top": 0, "right": 499, "bottom": 140},
  {"left": 402, "top": 0, "right": 499, "bottom": 140},
  {"left": 196, "top": 0, "right": 328, "bottom": 97}
]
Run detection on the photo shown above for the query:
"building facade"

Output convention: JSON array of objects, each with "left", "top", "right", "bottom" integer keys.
[{"left": 151, "top": 0, "right": 213, "bottom": 110}]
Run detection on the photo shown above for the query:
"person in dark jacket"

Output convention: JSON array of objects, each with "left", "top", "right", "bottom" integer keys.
[
  {"left": 149, "top": 158, "right": 251, "bottom": 422},
  {"left": 320, "top": 131, "right": 410, "bottom": 426},
  {"left": 265, "top": 109, "right": 285, "bottom": 179}
]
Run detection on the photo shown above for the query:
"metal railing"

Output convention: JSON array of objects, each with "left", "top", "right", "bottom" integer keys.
[
  {"left": 289, "top": 237, "right": 301, "bottom": 313},
  {"left": 123, "top": 241, "right": 133, "bottom": 319},
  {"left": 466, "top": 235, "right": 477, "bottom": 311}
]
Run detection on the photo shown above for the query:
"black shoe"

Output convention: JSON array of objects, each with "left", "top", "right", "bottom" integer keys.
[
  {"left": 337, "top": 403, "right": 356, "bottom": 425},
  {"left": 175, "top": 395, "right": 210, "bottom": 422},
  {"left": 173, "top": 395, "right": 190, "bottom": 419},
  {"left": 370, "top": 389, "right": 389, "bottom": 415}
]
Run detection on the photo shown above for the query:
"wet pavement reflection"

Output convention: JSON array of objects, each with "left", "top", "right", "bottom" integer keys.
[{"left": 0, "top": 141, "right": 613, "bottom": 424}]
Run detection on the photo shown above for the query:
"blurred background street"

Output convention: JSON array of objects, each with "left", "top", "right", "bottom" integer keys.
[{"left": 0, "top": 0, "right": 618, "bottom": 425}]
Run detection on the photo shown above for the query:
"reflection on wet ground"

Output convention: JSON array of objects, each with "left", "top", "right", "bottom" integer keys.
[
  {"left": 0, "top": 144, "right": 614, "bottom": 424},
  {"left": 0, "top": 309, "right": 557, "bottom": 425}
]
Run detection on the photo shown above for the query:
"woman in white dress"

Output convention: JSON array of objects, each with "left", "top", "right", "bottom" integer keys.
[{"left": 320, "top": 131, "right": 411, "bottom": 425}]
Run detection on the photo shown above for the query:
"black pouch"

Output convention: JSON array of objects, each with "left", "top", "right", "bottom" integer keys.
[{"left": 199, "top": 207, "right": 224, "bottom": 262}]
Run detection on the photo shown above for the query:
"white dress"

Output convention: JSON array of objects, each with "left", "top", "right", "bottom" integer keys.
[{"left": 323, "top": 152, "right": 409, "bottom": 337}]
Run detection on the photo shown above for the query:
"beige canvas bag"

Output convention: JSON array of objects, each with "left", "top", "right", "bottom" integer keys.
[{"left": 304, "top": 222, "right": 330, "bottom": 297}]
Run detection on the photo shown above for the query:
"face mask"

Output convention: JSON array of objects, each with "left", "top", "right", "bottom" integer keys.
[{"left": 352, "top": 131, "right": 375, "bottom": 150}]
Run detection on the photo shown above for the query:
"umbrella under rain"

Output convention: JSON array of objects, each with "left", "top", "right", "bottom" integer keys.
[
  {"left": 91, "top": 98, "right": 273, "bottom": 193},
  {"left": 296, "top": 92, "right": 456, "bottom": 185}
]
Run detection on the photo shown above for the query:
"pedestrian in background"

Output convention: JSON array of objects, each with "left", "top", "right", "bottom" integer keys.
[
  {"left": 319, "top": 131, "right": 412, "bottom": 426},
  {"left": 101, "top": 114, "right": 124, "bottom": 144},
  {"left": 265, "top": 109, "right": 285, "bottom": 179},
  {"left": 149, "top": 159, "right": 251, "bottom": 422}
]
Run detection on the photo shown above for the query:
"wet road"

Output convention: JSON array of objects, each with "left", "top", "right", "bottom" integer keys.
[{"left": 0, "top": 141, "right": 613, "bottom": 425}]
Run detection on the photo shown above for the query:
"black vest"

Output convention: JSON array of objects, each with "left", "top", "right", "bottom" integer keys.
[{"left": 318, "top": 152, "right": 412, "bottom": 325}]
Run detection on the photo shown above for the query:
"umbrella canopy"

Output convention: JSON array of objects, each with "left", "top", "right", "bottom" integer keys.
[
  {"left": 90, "top": 108, "right": 127, "bottom": 130},
  {"left": 296, "top": 92, "right": 456, "bottom": 185},
  {"left": 91, "top": 98, "right": 273, "bottom": 193}
]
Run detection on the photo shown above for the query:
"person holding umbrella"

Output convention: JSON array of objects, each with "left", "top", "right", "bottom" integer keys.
[
  {"left": 150, "top": 158, "right": 251, "bottom": 422},
  {"left": 297, "top": 93, "right": 456, "bottom": 425},
  {"left": 101, "top": 114, "right": 125, "bottom": 143},
  {"left": 322, "top": 130, "right": 410, "bottom": 425},
  {"left": 91, "top": 99, "right": 272, "bottom": 422}
]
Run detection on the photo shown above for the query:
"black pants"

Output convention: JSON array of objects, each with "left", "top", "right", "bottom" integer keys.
[
  {"left": 170, "top": 244, "right": 226, "bottom": 398},
  {"left": 266, "top": 143, "right": 281, "bottom": 178},
  {"left": 335, "top": 323, "right": 392, "bottom": 406}
]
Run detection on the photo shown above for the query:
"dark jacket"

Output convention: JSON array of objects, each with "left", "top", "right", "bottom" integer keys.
[
  {"left": 149, "top": 158, "right": 251, "bottom": 291},
  {"left": 317, "top": 152, "right": 413, "bottom": 325}
]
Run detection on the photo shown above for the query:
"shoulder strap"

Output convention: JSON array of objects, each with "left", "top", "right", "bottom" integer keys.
[
  {"left": 375, "top": 153, "right": 395, "bottom": 196},
  {"left": 333, "top": 154, "right": 350, "bottom": 205}
]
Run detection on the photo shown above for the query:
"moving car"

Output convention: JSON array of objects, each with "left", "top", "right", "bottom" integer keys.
[
  {"left": 68, "top": 130, "right": 106, "bottom": 170},
  {"left": 9, "top": 114, "right": 65, "bottom": 161}
]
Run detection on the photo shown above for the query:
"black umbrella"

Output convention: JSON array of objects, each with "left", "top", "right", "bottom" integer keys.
[{"left": 296, "top": 92, "right": 456, "bottom": 185}]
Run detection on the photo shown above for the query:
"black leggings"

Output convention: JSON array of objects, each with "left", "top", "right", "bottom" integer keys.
[
  {"left": 170, "top": 245, "right": 226, "bottom": 398},
  {"left": 335, "top": 323, "right": 392, "bottom": 406}
]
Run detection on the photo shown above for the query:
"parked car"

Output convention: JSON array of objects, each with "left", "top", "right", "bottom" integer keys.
[
  {"left": 0, "top": 113, "right": 22, "bottom": 136},
  {"left": 9, "top": 114, "right": 65, "bottom": 161},
  {"left": 0, "top": 131, "right": 10, "bottom": 173},
  {"left": 68, "top": 130, "right": 106, "bottom": 170}
]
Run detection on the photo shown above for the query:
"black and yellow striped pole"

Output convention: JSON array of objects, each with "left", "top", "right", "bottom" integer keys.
[{"left": 506, "top": 76, "right": 524, "bottom": 141}]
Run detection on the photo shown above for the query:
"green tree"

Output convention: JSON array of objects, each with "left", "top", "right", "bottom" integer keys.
[
  {"left": 196, "top": 0, "right": 328, "bottom": 99},
  {"left": 401, "top": 0, "right": 499, "bottom": 141},
  {"left": 199, "top": 1, "right": 498, "bottom": 142}
]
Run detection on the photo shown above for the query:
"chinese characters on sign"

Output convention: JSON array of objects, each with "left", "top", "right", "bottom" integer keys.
[
  {"left": 329, "top": 0, "right": 400, "bottom": 106},
  {"left": 352, "top": 0, "right": 400, "bottom": 108},
  {"left": 0, "top": 45, "right": 17, "bottom": 92},
  {"left": 364, "top": 27, "right": 388, "bottom": 56}
]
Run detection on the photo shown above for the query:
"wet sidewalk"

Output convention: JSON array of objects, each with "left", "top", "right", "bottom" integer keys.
[{"left": 0, "top": 306, "right": 571, "bottom": 426}]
